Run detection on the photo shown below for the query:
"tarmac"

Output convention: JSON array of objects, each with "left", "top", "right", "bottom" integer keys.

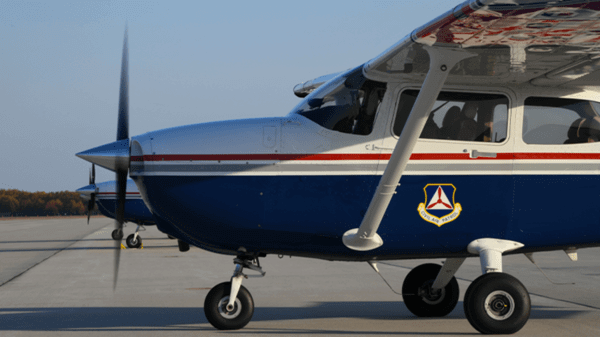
[{"left": 1, "top": 217, "right": 599, "bottom": 336}]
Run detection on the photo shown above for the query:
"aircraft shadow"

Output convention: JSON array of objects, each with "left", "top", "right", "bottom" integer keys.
[
  {"left": 0, "top": 238, "right": 169, "bottom": 244},
  {"left": 0, "top": 245, "right": 179, "bottom": 252},
  {"left": 0, "top": 303, "right": 587, "bottom": 334}
]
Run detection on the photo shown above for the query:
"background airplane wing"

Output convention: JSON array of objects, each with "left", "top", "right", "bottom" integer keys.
[{"left": 364, "top": 0, "right": 600, "bottom": 88}]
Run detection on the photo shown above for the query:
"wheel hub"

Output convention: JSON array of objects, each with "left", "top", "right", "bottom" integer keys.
[
  {"left": 418, "top": 281, "right": 445, "bottom": 305},
  {"left": 484, "top": 290, "right": 515, "bottom": 320},
  {"left": 217, "top": 296, "right": 242, "bottom": 319}
]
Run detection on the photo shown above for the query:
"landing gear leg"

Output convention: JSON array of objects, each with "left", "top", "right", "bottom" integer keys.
[
  {"left": 464, "top": 239, "right": 530, "bottom": 334},
  {"left": 204, "top": 256, "right": 265, "bottom": 330},
  {"left": 125, "top": 224, "right": 144, "bottom": 248}
]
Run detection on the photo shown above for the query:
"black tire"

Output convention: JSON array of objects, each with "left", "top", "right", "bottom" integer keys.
[
  {"left": 167, "top": 235, "right": 176, "bottom": 239},
  {"left": 178, "top": 239, "right": 190, "bottom": 252},
  {"left": 125, "top": 233, "right": 142, "bottom": 248},
  {"left": 402, "top": 263, "right": 459, "bottom": 317},
  {"left": 204, "top": 282, "right": 254, "bottom": 330},
  {"left": 464, "top": 273, "right": 530, "bottom": 334},
  {"left": 111, "top": 229, "right": 123, "bottom": 241}
]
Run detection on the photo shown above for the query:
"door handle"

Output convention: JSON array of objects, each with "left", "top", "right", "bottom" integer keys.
[{"left": 470, "top": 150, "right": 497, "bottom": 159}]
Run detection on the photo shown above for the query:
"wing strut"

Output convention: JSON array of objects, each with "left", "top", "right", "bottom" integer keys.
[{"left": 343, "top": 46, "right": 472, "bottom": 251}]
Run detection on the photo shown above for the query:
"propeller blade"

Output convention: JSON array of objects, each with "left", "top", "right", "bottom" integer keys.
[
  {"left": 113, "top": 170, "right": 127, "bottom": 290},
  {"left": 91, "top": 164, "right": 96, "bottom": 185},
  {"left": 87, "top": 199, "right": 93, "bottom": 224},
  {"left": 117, "top": 28, "right": 129, "bottom": 141},
  {"left": 114, "top": 27, "right": 129, "bottom": 290}
]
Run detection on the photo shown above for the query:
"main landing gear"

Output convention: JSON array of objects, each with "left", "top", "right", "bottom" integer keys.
[
  {"left": 204, "top": 255, "right": 265, "bottom": 330},
  {"left": 400, "top": 238, "right": 529, "bottom": 335}
]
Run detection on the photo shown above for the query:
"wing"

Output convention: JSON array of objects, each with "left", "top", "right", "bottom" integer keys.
[
  {"left": 344, "top": 0, "right": 600, "bottom": 250},
  {"left": 293, "top": 71, "right": 342, "bottom": 97},
  {"left": 364, "top": 0, "right": 600, "bottom": 88}
]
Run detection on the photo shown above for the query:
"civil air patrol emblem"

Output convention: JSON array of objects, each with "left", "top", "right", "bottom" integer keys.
[{"left": 417, "top": 184, "right": 462, "bottom": 227}]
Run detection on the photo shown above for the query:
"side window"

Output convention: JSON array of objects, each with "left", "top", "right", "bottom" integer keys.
[
  {"left": 523, "top": 97, "right": 600, "bottom": 144},
  {"left": 393, "top": 90, "right": 508, "bottom": 143}
]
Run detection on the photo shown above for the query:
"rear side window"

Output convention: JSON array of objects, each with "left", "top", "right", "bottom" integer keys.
[
  {"left": 523, "top": 97, "right": 600, "bottom": 145},
  {"left": 394, "top": 90, "right": 508, "bottom": 143}
]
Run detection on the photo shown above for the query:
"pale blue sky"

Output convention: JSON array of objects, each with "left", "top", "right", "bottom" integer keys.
[{"left": 0, "top": 0, "right": 459, "bottom": 192}]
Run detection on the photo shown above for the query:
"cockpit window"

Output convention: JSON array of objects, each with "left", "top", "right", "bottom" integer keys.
[
  {"left": 290, "top": 65, "right": 386, "bottom": 135},
  {"left": 394, "top": 90, "right": 508, "bottom": 143},
  {"left": 523, "top": 97, "right": 600, "bottom": 144}
]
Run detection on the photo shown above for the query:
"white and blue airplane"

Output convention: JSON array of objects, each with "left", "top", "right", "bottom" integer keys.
[
  {"left": 76, "top": 0, "right": 600, "bottom": 333},
  {"left": 76, "top": 165, "right": 183, "bottom": 249}
]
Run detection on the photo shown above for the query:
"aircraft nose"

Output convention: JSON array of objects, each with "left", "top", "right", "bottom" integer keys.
[
  {"left": 76, "top": 184, "right": 96, "bottom": 195},
  {"left": 76, "top": 139, "right": 130, "bottom": 172}
]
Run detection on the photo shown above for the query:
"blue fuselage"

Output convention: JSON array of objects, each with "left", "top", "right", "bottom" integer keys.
[{"left": 133, "top": 173, "right": 600, "bottom": 260}]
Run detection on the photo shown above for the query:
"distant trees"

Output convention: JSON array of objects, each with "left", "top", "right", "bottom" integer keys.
[{"left": 0, "top": 189, "right": 94, "bottom": 217}]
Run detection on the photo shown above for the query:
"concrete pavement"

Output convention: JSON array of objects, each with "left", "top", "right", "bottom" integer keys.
[{"left": 0, "top": 218, "right": 599, "bottom": 336}]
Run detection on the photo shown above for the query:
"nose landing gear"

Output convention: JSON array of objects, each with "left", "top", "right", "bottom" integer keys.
[
  {"left": 125, "top": 224, "right": 145, "bottom": 248},
  {"left": 204, "top": 255, "right": 265, "bottom": 330}
]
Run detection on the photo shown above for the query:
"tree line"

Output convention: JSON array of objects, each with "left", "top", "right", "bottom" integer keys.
[{"left": 0, "top": 189, "right": 97, "bottom": 217}]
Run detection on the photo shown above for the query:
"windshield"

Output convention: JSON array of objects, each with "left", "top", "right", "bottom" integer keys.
[{"left": 289, "top": 65, "right": 386, "bottom": 135}]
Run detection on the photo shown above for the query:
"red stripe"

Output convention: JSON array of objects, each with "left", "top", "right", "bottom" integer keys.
[
  {"left": 513, "top": 153, "right": 600, "bottom": 160},
  {"left": 131, "top": 153, "right": 600, "bottom": 162},
  {"left": 132, "top": 154, "right": 385, "bottom": 161}
]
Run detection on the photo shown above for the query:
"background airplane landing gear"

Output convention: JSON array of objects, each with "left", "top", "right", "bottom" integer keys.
[
  {"left": 402, "top": 263, "right": 459, "bottom": 317},
  {"left": 111, "top": 229, "right": 123, "bottom": 240},
  {"left": 464, "top": 273, "right": 530, "bottom": 334},
  {"left": 125, "top": 233, "right": 142, "bottom": 248},
  {"left": 204, "top": 282, "right": 254, "bottom": 330}
]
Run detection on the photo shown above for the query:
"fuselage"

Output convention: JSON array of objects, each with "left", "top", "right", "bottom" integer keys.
[
  {"left": 78, "top": 180, "right": 155, "bottom": 225},
  {"left": 128, "top": 70, "right": 600, "bottom": 260}
]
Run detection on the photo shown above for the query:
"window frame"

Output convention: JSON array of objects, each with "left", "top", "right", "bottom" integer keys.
[
  {"left": 521, "top": 96, "right": 600, "bottom": 146},
  {"left": 390, "top": 86, "right": 513, "bottom": 146}
]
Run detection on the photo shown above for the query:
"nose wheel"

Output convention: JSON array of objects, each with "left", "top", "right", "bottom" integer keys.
[
  {"left": 123, "top": 224, "right": 145, "bottom": 248},
  {"left": 205, "top": 255, "right": 264, "bottom": 330},
  {"left": 204, "top": 282, "right": 254, "bottom": 330},
  {"left": 125, "top": 233, "right": 142, "bottom": 248}
]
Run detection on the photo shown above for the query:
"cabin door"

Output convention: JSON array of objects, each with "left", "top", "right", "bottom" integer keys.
[{"left": 377, "top": 88, "right": 515, "bottom": 253}]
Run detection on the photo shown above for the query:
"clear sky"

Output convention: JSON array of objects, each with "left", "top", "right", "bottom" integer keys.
[{"left": 0, "top": 0, "right": 460, "bottom": 192}]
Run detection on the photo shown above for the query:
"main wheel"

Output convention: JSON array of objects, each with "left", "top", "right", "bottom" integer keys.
[
  {"left": 402, "top": 263, "right": 459, "bottom": 317},
  {"left": 125, "top": 234, "right": 142, "bottom": 248},
  {"left": 464, "top": 273, "right": 530, "bottom": 334},
  {"left": 204, "top": 282, "right": 254, "bottom": 330},
  {"left": 111, "top": 229, "right": 123, "bottom": 240}
]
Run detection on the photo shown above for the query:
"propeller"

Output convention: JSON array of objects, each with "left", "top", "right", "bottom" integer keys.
[
  {"left": 75, "top": 27, "right": 131, "bottom": 290},
  {"left": 87, "top": 164, "right": 96, "bottom": 224},
  {"left": 113, "top": 27, "right": 130, "bottom": 290}
]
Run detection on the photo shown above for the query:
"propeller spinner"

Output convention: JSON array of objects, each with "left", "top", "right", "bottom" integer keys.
[{"left": 76, "top": 28, "right": 131, "bottom": 290}]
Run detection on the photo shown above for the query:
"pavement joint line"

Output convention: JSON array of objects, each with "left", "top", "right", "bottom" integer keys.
[
  {"left": 0, "top": 225, "right": 109, "bottom": 288},
  {"left": 378, "top": 261, "right": 600, "bottom": 311}
]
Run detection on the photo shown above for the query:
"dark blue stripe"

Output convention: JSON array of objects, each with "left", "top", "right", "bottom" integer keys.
[{"left": 133, "top": 174, "right": 600, "bottom": 260}]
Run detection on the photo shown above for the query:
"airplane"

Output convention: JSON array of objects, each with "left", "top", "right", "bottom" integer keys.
[
  {"left": 75, "top": 0, "right": 600, "bottom": 334},
  {"left": 76, "top": 165, "right": 184, "bottom": 249}
]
